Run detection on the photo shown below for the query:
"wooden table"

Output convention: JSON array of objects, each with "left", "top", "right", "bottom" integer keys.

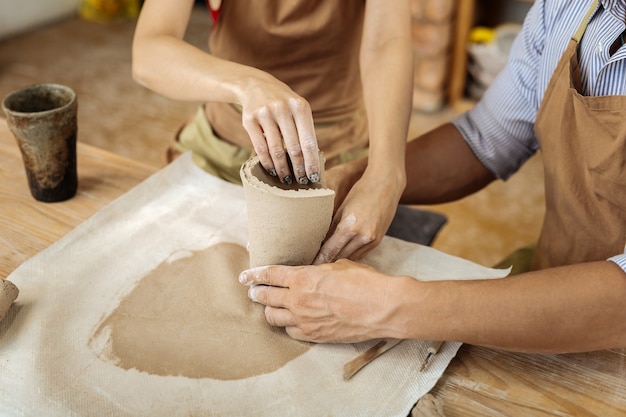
[
  {"left": 0, "top": 117, "right": 156, "bottom": 278},
  {"left": 1, "top": 118, "right": 625, "bottom": 416}
]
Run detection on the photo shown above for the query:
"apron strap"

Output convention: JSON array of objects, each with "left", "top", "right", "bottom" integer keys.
[{"left": 573, "top": 0, "right": 600, "bottom": 42}]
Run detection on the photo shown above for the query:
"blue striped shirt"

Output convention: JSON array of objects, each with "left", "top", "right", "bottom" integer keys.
[{"left": 452, "top": 0, "right": 626, "bottom": 270}]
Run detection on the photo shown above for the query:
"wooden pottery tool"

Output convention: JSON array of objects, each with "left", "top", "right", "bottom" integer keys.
[
  {"left": 419, "top": 340, "right": 444, "bottom": 372},
  {"left": 343, "top": 338, "right": 403, "bottom": 380}
]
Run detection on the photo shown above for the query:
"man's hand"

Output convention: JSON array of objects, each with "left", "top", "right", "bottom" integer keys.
[{"left": 238, "top": 259, "right": 407, "bottom": 343}]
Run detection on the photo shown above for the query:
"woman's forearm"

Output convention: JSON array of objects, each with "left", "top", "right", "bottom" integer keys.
[
  {"left": 358, "top": 0, "right": 413, "bottom": 196},
  {"left": 132, "top": 0, "right": 270, "bottom": 105}
]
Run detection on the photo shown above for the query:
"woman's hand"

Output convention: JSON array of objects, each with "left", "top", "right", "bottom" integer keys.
[
  {"left": 239, "top": 74, "right": 321, "bottom": 185},
  {"left": 314, "top": 165, "right": 404, "bottom": 264},
  {"left": 133, "top": 0, "right": 321, "bottom": 185}
]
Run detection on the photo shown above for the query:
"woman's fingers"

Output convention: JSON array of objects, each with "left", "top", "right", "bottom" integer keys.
[
  {"left": 242, "top": 97, "right": 320, "bottom": 184},
  {"left": 290, "top": 97, "right": 320, "bottom": 183}
]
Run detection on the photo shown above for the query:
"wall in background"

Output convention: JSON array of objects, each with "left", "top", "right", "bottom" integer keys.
[
  {"left": 0, "top": 0, "right": 80, "bottom": 40},
  {"left": 411, "top": 0, "right": 457, "bottom": 113}
]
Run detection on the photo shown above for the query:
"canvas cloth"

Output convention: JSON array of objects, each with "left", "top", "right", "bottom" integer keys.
[{"left": 0, "top": 153, "right": 509, "bottom": 417}]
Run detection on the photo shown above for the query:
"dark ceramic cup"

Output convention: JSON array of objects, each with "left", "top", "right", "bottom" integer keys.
[{"left": 2, "top": 84, "right": 78, "bottom": 202}]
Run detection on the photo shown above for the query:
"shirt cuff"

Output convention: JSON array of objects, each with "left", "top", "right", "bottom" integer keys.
[{"left": 608, "top": 253, "right": 626, "bottom": 274}]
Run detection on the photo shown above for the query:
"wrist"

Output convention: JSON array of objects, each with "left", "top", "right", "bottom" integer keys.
[
  {"left": 374, "top": 276, "right": 431, "bottom": 340},
  {"left": 232, "top": 67, "right": 278, "bottom": 105},
  {"left": 361, "top": 162, "right": 406, "bottom": 202}
]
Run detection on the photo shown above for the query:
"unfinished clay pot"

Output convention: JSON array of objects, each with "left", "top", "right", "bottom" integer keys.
[{"left": 240, "top": 154, "right": 335, "bottom": 267}]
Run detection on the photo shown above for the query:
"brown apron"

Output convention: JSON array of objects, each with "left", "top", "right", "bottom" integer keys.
[
  {"left": 533, "top": 0, "right": 626, "bottom": 269},
  {"left": 204, "top": 0, "right": 369, "bottom": 160}
]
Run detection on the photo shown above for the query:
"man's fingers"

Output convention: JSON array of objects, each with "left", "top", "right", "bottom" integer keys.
[
  {"left": 248, "top": 284, "right": 291, "bottom": 307},
  {"left": 285, "top": 326, "right": 313, "bottom": 342},
  {"left": 239, "top": 265, "right": 292, "bottom": 288},
  {"left": 264, "top": 305, "right": 296, "bottom": 328}
]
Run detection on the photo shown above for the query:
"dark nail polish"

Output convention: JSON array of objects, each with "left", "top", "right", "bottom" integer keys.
[
  {"left": 283, "top": 175, "right": 292, "bottom": 185},
  {"left": 268, "top": 168, "right": 277, "bottom": 176},
  {"left": 298, "top": 176, "right": 309, "bottom": 185},
  {"left": 309, "top": 173, "right": 319, "bottom": 183}
]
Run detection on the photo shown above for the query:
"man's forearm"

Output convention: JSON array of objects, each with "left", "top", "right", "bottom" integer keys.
[
  {"left": 395, "top": 261, "right": 626, "bottom": 353},
  {"left": 328, "top": 123, "right": 495, "bottom": 206},
  {"left": 400, "top": 123, "right": 496, "bottom": 204}
]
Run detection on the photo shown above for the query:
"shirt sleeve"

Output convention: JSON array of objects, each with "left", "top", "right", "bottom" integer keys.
[{"left": 452, "top": 0, "right": 548, "bottom": 180}]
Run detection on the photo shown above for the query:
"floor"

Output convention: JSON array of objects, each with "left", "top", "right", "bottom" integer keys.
[{"left": 0, "top": 6, "right": 545, "bottom": 268}]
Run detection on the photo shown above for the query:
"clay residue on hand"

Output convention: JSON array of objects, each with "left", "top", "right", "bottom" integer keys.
[{"left": 88, "top": 243, "right": 311, "bottom": 380}]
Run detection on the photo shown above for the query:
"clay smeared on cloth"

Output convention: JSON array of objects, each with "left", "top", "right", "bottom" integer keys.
[
  {"left": 88, "top": 242, "right": 312, "bottom": 380},
  {"left": 240, "top": 153, "right": 335, "bottom": 267}
]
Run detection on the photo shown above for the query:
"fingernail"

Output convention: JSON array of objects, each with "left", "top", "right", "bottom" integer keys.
[
  {"left": 268, "top": 168, "right": 277, "bottom": 177},
  {"left": 248, "top": 285, "right": 259, "bottom": 302},
  {"left": 298, "top": 176, "right": 309, "bottom": 185},
  {"left": 283, "top": 175, "right": 292, "bottom": 185},
  {"left": 309, "top": 173, "right": 319, "bottom": 183},
  {"left": 239, "top": 266, "right": 265, "bottom": 285}
]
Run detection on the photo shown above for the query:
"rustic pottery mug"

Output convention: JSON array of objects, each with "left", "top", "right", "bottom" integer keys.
[{"left": 2, "top": 84, "right": 78, "bottom": 202}]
